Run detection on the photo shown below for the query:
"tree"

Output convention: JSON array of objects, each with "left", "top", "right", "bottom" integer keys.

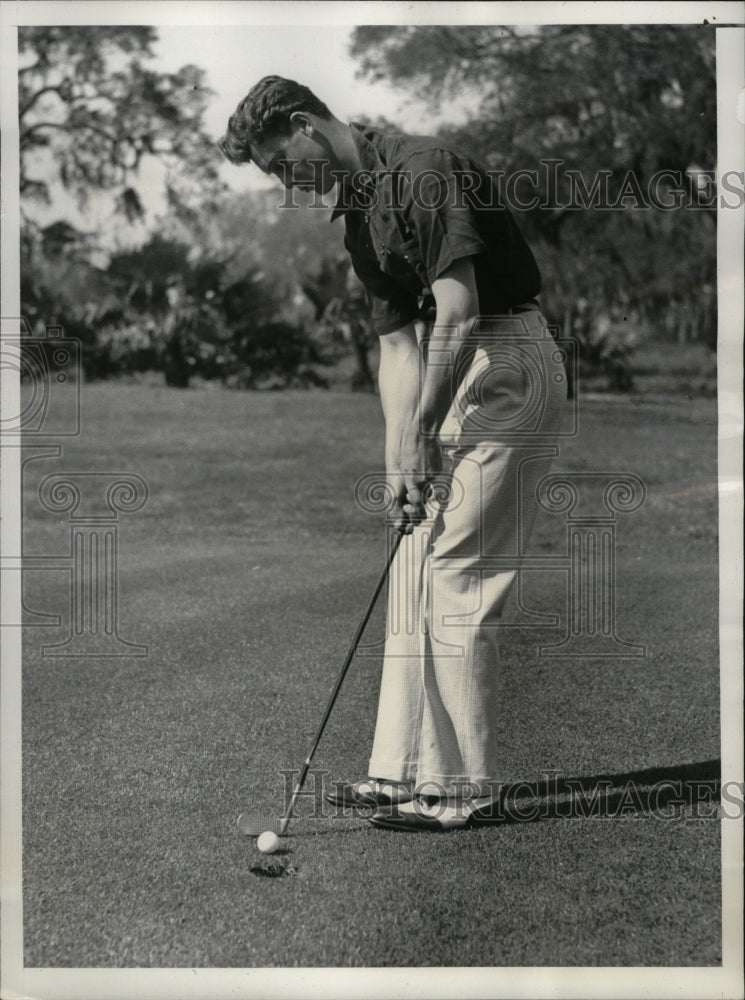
[
  {"left": 104, "top": 233, "right": 331, "bottom": 388},
  {"left": 20, "top": 220, "right": 123, "bottom": 379},
  {"left": 351, "top": 25, "right": 715, "bottom": 179},
  {"left": 19, "top": 26, "right": 224, "bottom": 223},
  {"left": 18, "top": 29, "right": 341, "bottom": 390}
]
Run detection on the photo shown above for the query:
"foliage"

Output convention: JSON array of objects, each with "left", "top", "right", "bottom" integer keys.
[
  {"left": 16, "top": 24, "right": 375, "bottom": 391},
  {"left": 18, "top": 26, "right": 224, "bottom": 222},
  {"left": 21, "top": 224, "right": 113, "bottom": 377},
  {"left": 18, "top": 28, "right": 333, "bottom": 389},
  {"left": 200, "top": 190, "right": 377, "bottom": 390},
  {"left": 103, "top": 233, "right": 334, "bottom": 388},
  {"left": 311, "top": 259, "right": 378, "bottom": 391},
  {"left": 21, "top": 222, "right": 332, "bottom": 388},
  {"left": 351, "top": 25, "right": 715, "bottom": 177}
]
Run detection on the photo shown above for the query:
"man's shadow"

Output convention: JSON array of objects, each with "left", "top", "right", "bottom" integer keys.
[
  {"left": 480, "top": 759, "right": 722, "bottom": 824},
  {"left": 321, "top": 760, "right": 724, "bottom": 829}
]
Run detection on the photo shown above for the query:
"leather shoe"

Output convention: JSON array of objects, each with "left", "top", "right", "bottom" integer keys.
[
  {"left": 368, "top": 794, "right": 501, "bottom": 831},
  {"left": 324, "top": 779, "right": 414, "bottom": 810}
]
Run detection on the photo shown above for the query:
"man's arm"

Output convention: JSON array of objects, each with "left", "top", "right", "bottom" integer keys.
[
  {"left": 379, "top": 256, "right": 480, "bottom": 530},
  {"left": 377, "top": 320, "right": 421, "bottom": 532},
  {"left": 399, "top": 256, "right": 479, "bottom": 523},
  {"left": 415, "top": 256, "right": 480, "bottom": 432}
]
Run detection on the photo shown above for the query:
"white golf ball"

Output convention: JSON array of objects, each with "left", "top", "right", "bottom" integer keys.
[{"left": 257, "top": 831, "right": 280, "bottom": 854}]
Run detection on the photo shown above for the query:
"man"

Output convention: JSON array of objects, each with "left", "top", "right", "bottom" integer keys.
[{"left": 219, "top": 76, "right": 566, "bottom": 831}]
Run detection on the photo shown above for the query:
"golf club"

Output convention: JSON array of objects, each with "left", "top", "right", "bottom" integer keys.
[{"left": 238, "top": 528, "right": 404, "bottom": 838}]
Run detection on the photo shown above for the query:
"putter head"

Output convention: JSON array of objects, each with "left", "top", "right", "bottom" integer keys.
[{"left": 237, "top": 812, "right": 284, "bottom": 837}]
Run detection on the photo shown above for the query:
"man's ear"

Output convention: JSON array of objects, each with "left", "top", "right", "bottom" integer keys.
[{"left": 289, "top": 111, "right": 313, "bottom": 137}]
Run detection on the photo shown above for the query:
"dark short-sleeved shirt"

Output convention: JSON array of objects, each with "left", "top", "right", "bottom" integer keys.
[{"left": 331, "top": 124, "right": 541, "bottom": 336}]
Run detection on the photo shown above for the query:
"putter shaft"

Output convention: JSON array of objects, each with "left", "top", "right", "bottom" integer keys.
[{"left": 278, "top": 530, "right": 403, "bottom": 834}]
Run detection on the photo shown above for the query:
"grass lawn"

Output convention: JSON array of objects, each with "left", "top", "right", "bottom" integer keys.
[{"left": 20, "top": 382, "right": 721, "bottom": 968}]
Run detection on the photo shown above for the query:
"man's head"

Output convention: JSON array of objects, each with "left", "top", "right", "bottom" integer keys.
[{"left": 218, "top": 76, "right": 343, "bottom": 194}]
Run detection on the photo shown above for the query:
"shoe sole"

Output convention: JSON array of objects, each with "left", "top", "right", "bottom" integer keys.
[
  {"left": 367, "top": 800, "right": 502, "bottom": 832},
  {"left": 324, "top": 791, "right": 414, "bottom": 810}
]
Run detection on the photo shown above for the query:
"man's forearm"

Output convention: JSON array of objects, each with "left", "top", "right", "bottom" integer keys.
[
  {"left": 372, "top": 258, "right": 479, "bottom": 529},
  {"left": 377, "top": 325, "right": 438, "bottom": 531},
  {"left": 377, "top": 324, "right": 421, "bottom": 467},
  {"left": 414, "top": 257, "right": 480, "bottom": 436},
  {"left": 414, "top": 314, "right": 475, "bottom": 435}
]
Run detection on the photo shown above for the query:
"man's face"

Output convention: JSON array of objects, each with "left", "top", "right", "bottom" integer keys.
[{"left": 251, "top": 121, "right": 339, "bottom": 196}]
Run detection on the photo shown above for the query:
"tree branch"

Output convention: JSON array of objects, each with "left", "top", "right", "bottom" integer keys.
[
  {"left": 21, "top": 119, "right": 119, "bottom": 148},
  {"left": 19, "top": 83, "right": 71, "bottom": 120}
]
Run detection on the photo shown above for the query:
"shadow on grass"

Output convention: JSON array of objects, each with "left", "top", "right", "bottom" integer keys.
[
  {"left": 470, "top": 758, "right": 722, "bottom": 825},
  {"left": 317, "top": 759, "right": 724, "bottom": 829},
  {"left": 258, "top": 761, "right": 725, "bottom": 836}
]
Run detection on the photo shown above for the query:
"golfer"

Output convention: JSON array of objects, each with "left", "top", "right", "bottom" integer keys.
[{"left": 219, "top": 77, "right": 566, "bottom": 831}]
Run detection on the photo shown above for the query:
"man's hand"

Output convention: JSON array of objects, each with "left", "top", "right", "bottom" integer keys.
[{"left": 389, "top": 428, "right": 442, "bottom": 533}]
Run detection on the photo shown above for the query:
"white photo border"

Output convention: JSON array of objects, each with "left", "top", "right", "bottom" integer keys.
[{"left": 1, "top": 2, "right": 743, "bottom": 998}]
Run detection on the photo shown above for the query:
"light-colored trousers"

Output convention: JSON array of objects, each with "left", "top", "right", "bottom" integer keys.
[{"left": 368, "top": 310, "right": 567, "bottom": 793}]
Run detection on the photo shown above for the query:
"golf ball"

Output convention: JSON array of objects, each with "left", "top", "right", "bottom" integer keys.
[{"left": 257, "top": 831, "right": 280, "bottom": 854}]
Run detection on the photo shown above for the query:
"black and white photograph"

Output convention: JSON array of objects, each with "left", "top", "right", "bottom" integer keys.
[{"left": 1, "top": 2, "right": 743, "bottom": 998}]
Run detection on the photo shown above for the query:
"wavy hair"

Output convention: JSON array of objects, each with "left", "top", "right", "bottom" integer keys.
[{"left": 217, "top": 76, "right": 332, "bottom": 164}]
